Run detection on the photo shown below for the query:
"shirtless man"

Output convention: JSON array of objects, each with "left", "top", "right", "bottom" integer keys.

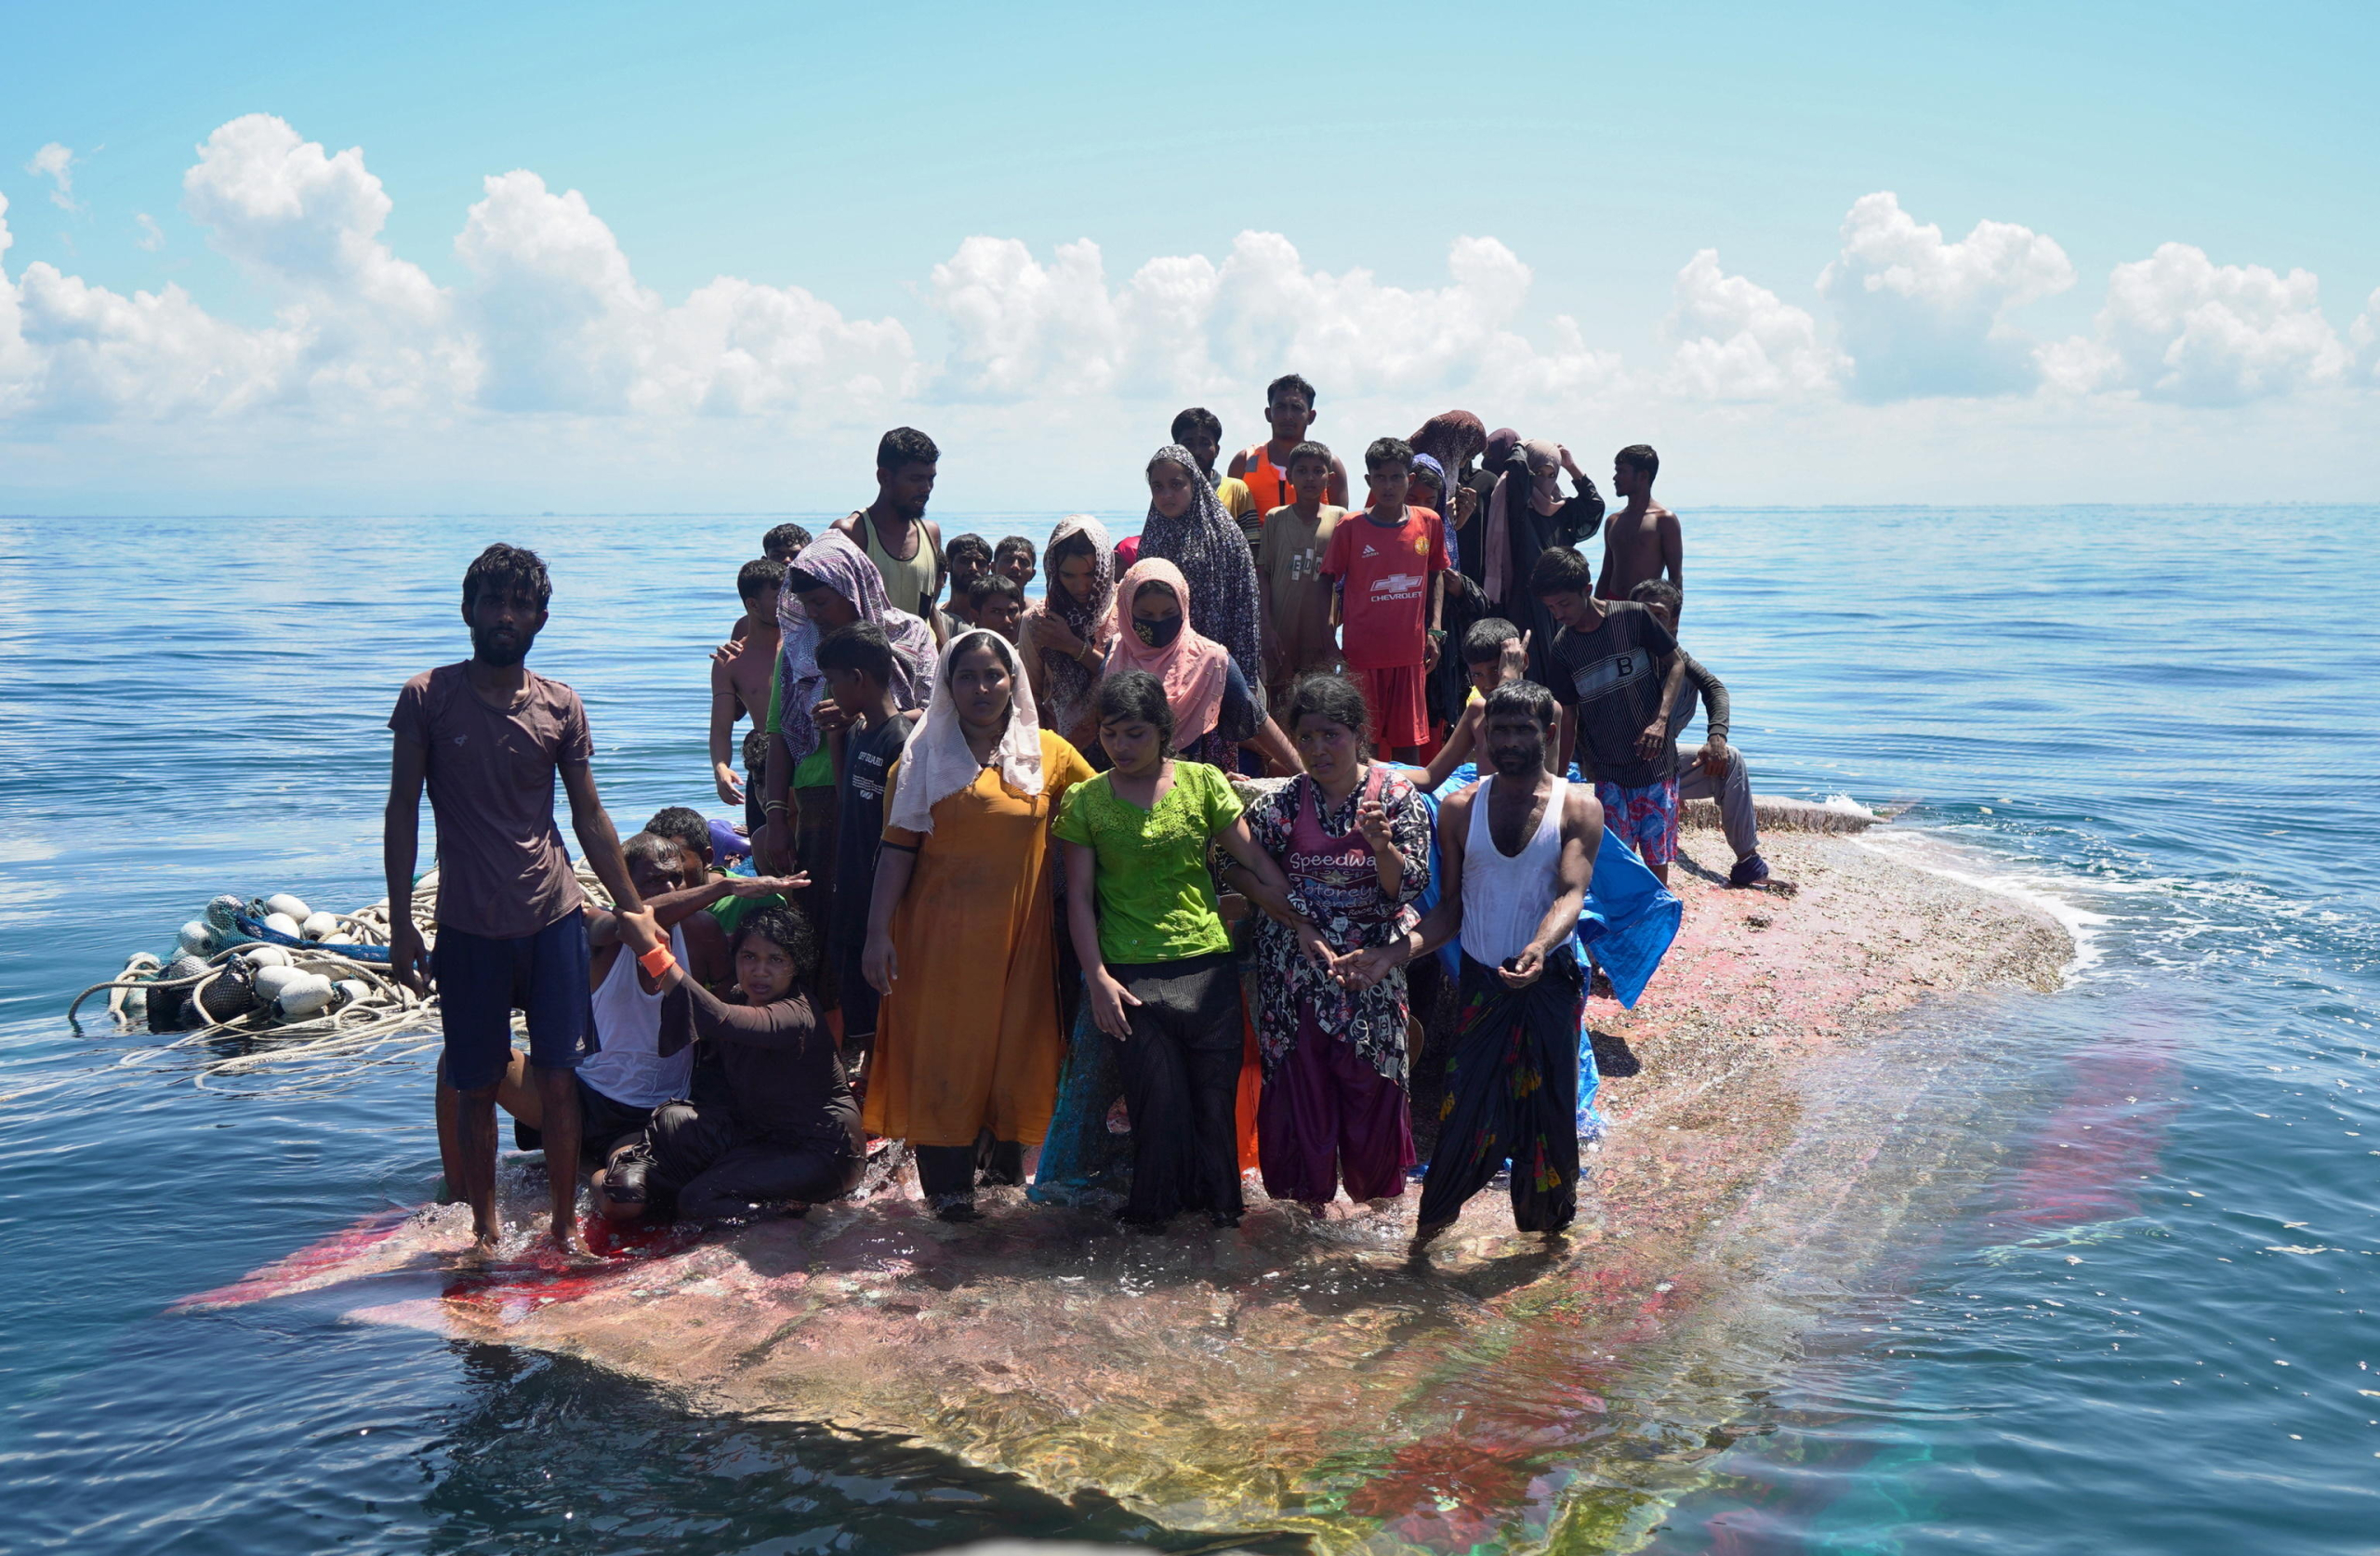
[
  {"left": 1228, "top": 374, "right": 1353, "bottom": 514},
  {"left": 832, "top": 428, "right": 945, "bottom": 630},
  {"left": 711, "top": 559, "right": 784, "bottom": 811},
  {"left": 1342, "top": 681, "right": 1599, "bottom": 1250},
  {"left": 1594, "top": 444, "right": 1682, "bottom": 609}
]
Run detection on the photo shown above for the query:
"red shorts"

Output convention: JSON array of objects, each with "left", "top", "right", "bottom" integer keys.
[{"left": 1348, "top": 663, "right": 1429, "bottom": 748}]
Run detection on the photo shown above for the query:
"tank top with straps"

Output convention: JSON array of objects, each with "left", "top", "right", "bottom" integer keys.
[
  {"left": 578, "top": 923, "right": 694, "bottom": 1109},
  {"left": 1460, "top": 772, "right": 1568, "bottom": 969},
  {"left": 854, "top": 510, "right": 941, "bottom": 619}
]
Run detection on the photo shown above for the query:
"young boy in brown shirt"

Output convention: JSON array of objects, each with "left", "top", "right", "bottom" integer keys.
[{"left": 1253, "top": 441, "right": 1345, "bottom": 707}]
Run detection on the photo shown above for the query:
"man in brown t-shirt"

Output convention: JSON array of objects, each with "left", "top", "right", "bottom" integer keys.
[{"left": 387, "top": 543, "right": 658, "bottom": 1260}]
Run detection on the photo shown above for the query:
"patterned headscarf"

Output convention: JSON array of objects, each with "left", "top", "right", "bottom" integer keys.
[
  {"left": 774, "top": 529, "right": 936, "bottom": 767},
  {"left": 1025, "top": 514, "right": 1116, "bottom": 743},
  {"left": 886, "top": 628, "right": 1044, "bottom": 837},
  {"left": 1104, "top": 557, "right": 1231, "bottom": 747},
  {"left": 1135, "top": 443, "right": 1266, "bottom": 716}
]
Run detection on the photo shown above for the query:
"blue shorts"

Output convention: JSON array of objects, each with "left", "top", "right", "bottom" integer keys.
[{"left": 431, "top": 909, "right": 594, "bottom": 1091}]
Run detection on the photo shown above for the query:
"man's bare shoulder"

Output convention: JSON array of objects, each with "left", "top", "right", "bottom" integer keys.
[
  {"left": 1227, "top": 448, "right": 1250, "bottom": 477},
  {"left": 1562, "top": 783, "right": 1604, "bottom": 836},
  {"left": 1439, "top": 779, "right": 1482, "bottom": 822}
]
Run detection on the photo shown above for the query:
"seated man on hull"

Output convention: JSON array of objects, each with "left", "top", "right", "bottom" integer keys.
[
  {"left": 1342, "top": 681, "right": 1600, "bottom": 1251},
  {"left": 1629, "top": 579, "right": 1781, "bottom": 890},
  {"left": 1595, "top": 443, "right": 1682, "bottom": 609},
  {"left": 1532, "top": 545, "right": 1689, "bottom": 884},
  {"left": 597, "top": 904, "right": 866, "bottom": 1222}
]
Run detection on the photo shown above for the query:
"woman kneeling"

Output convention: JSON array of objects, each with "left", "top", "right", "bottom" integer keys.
[{"left": 596, "top": 904, "right": 865, "bottom": 1222}]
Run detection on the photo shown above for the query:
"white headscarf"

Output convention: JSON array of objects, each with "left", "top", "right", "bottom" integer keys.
[{"left": 885, "top": 627, "right": 1046, "bottom": 836}]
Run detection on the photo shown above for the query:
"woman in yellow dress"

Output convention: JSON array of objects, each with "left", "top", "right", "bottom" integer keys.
[{"left": 860, "top": 627, "right": 1094, "bottom": 1220}]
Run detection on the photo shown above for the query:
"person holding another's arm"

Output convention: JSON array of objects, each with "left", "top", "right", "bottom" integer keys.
[
  {"left": 385, "top": 544, "right": 655, "bottom": 1261},
  {"left": 1055, "top": 671, "right": 1313, "bottom": 1231},
  {"left": 593, "top": 905, "right": 866, "bottom": 1223}
]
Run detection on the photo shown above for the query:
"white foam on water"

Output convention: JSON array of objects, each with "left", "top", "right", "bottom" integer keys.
[{"left": 1851, "top": 826, "right": 2110, "bottom": 982}]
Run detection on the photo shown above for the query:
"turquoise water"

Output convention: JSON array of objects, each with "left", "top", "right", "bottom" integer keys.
[{"left": 1, "top": 507, "right": 2373, "bottom": 1552}]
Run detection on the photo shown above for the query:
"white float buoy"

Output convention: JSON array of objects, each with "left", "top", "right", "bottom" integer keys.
[
  {"left": 264, "top": 893, "right": 312, "bottom": 923},
  {"left": 332, "top": 979, "right": 370, "bottom": 1009},
  {"left": 300, "top": 911, "right": 339, "bottom": 941},
  {"left": 178, "top": 920, "right": 214, "bottom": 956},
  {"left": 273, "top": 972, "right": 336, "bottom": 1019},
  {"left": 264, "top": 912, "right": 302, "bottom": 940},
  {"left": 241, "top": 944, "right": 294, "bottom": 969},
  {"left": 252, "top": 964, "right": 303, "bottom": 1001}
]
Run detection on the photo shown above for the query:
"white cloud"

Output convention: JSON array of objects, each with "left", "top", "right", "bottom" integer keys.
[
  {"left": 26, "top": 143, "right": 77, "bottom": 211},
  {"left": 2042, "top": 243, "right": 2348, "bottom": 405},
  {"left": 928, "top": 230, "right": 1618, "bottom": 404},
  {"left": 135, "top": 213, "right": 165, "bottom": 251},
  {"left": 1664, "top": 249, "right": 1844, "bottom": 400},
  {"left": 2351, "top": 286, "right": 2380, "bottom": 388},
  {"left": 456, "top": 169, "right": 916, "bottom": 416},
  {"left": 1818, "top": 191, "right": 2073, "bottom": 401}
]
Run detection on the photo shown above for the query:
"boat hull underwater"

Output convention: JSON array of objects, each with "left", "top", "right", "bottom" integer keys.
[{"left": 178, "top": 826, "right": 2075, "bottom": 1553}]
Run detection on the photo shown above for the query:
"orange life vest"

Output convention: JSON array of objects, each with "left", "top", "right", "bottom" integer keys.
[{"left": 1241, "top": 442, "right": 1294, "bottom": 514}]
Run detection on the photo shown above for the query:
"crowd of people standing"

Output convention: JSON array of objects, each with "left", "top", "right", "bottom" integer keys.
[{"left": 384, "top": 372, "right": 1782, "bottom": 1264}]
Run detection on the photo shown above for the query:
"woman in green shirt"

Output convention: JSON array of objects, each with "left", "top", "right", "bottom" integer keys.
[{"left": 1053, "top": 670, "right": 1324, "bottom": 1227}]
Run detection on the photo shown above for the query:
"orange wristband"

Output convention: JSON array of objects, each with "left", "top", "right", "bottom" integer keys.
[{"left": 638, "top": 943, "right": 676, "bottom": 978}]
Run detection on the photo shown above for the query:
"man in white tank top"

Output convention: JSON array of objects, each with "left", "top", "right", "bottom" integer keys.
[{"left": 1341, "top": 681, "right": 1601, "bottom": 1251}]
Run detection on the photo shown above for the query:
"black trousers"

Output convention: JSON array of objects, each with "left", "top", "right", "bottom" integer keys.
[
  {"left": 646, "top": 1101, "right": 862, "bottom": 1220},
  {"left": 1108, "top": 950, "right": 1243, "bottom": 1222},
  {"left": 1416, "top": 950, "right": 1585, "bottom": 1234},
  {"left": 911, "top": 1137, "right": 1024, "bottom": 1203}
]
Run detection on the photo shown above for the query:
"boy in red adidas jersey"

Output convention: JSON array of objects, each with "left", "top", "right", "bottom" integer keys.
[{"left": 1320, "top": 437, "right": 1450, "bottom": 762}]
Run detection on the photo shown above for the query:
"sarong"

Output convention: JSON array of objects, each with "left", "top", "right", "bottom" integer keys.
[{"left": 1416, "top": 947, "right": 1587, "bottom": 1233}]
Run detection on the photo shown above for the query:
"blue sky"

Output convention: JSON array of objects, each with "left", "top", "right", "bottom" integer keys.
[{"left": 4, "top": 1, "right": 2374, "bottom": 512}]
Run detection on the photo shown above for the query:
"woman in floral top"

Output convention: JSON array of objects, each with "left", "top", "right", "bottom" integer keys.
[{"left": 1225, "top": 674, "right": 1433, "bottom": 1210}]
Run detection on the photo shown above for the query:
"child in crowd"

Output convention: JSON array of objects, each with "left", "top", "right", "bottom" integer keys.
[
  {"left": 1253, "top": 440, "right": 1345, "bottom": 709},
  {"left": 1320, "top": 437, "right": 1451, "bottom": 764},
  {"left": 1055, "top": 671, "right": 1307, "bottom": 1229},
  {"left": 710, "top": 559, "right": 784, "bottom": 819},
  {"left": 967, "top": 574, "right": 1027, "bottom": 643},
  {"left": 594, "top": 904, "right": 866, "bottom": 1223},
  {"left": 1170, "top": 407, "right": 1259, "bottom": 547},
  {"left": 1231, "top": 374, "right": 1352, "bottom": 513},
  {"left": 993, "top": 535, "right": 1038, "bottom": 592},
  {"left": 1419, "top": 617, "right": 1536, "bottom": 788},
  {"left": 1531, "top": 544, "right": 1688, "bottom": 882},
  {"left": 816, "top": 623, "right": 911, "bottom": 1059},
  {"left": 385, "top": 543, "right": 657, "bottom": 1259},
  {"left": 942, "top": 534, "right": 994, "bottom": 628},
  {"left": 1596, "top": 443, "right": 1682, "bottom": 608}
]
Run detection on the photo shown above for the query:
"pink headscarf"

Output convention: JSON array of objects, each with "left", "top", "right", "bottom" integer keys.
[{"left": 1104, "top": 557, "right": 1230, "bottom": 746}]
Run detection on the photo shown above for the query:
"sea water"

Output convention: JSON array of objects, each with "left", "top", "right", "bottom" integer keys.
[{"left": 0, "top": 507, "right": 2372, "bottom": 1554}]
